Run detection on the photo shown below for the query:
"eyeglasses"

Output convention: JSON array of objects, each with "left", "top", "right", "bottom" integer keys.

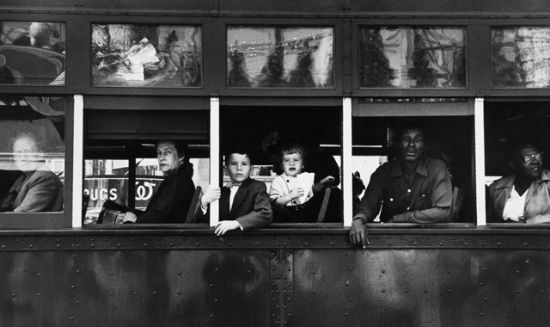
[{"left": 519, "top": 152, "right": 543, "bottom": 163}]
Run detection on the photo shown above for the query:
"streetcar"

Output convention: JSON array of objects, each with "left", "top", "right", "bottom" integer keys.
[{"left": 0, "top": 0, "right": 549, "bottom": 326}]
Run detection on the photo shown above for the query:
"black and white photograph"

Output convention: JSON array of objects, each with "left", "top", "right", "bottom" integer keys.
[{"left": 2, "top": 1, "right": 550, "bottom": 326}]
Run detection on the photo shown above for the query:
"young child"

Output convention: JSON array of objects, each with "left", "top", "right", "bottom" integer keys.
[
  {"left": 199, "top": 150, "right": 273, "bottom": 235},
  {"left": 269, "top": 144, "right": 315, "bottom": 221}
]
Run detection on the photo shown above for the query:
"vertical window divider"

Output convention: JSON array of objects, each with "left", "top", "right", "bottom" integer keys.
[
  {"left": 209, "top": 97, "right": 220, "bottom": 227},
  {"left": 474, "top": 97, "right": 486, "bottom": 226},
  {"left": 343, "top": 97, "right": 353, "bottom": 227},
  {"left": 72, "top": 94, "right": 84, "bottom": 228}
]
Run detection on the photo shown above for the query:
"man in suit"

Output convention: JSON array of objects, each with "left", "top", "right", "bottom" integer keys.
[
  {"left": 0, "top": 132, "right": 63, "bottom": 212},
  {"left": 200, "top": 151, "right": 272, "bottom": 235}
]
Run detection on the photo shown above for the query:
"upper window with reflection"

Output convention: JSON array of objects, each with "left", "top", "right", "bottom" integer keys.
[
  {"left": 92, "top": 24, "right": 202, "bottom": 87},
  {"left": 492, "top": 27, "right": 550, "bottom": 88},
  {"left": 360, "top": 26, "right": 465, "bottom": 88},
  {"left": 0, "top": 96, "right": 65, "bottom": 213},
  {"left": 1, "top": 21, "right": 65, "bottom": 86},
  {"left": 227, "top": 26, "right": 334, "bottom": 88}
]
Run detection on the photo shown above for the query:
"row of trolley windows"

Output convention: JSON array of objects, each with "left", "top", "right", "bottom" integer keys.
[
  {"left": 4, "top": 21, "right": 550, "bottom": 89},
  {"left": 2, "top": 95, "right": 550, "bottom": 227}
]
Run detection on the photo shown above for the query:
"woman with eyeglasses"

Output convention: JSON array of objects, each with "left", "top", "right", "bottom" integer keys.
[{"left": 487, "top": 142, "right": 550, "bottom": 223}]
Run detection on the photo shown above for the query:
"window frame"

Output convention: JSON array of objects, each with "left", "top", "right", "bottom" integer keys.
[{"left": 0, "top": 95, "right": 74, "bottom": 228}]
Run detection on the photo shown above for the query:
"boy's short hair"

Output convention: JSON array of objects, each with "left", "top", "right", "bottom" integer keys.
[
  {"left": 224, "top": 147, "right": 252, "bottom": 166},
  {"left": 280, "top": 143, "right": 305, "bottom": 158}
]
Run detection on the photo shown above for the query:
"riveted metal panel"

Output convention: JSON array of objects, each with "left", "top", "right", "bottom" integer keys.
[
  {"left": 0, "top": 230, "right": 550, "bottom": 326},
  {"left": 291, "top": 249, "right": 550, "bottom": 327},
  {"left": 0, "top": 249, "right": 272, "bottom": 327}
]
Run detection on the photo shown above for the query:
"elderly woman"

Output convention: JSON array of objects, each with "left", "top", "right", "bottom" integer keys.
[
  {"left": 120, "top": 140, "right": 195, "bottom": 223},
  {"left": 0, "top": 132, "right": 63, "bottom": 212},
  {"left": 487, "top": 142, "right": 550, "bottom": 224}
]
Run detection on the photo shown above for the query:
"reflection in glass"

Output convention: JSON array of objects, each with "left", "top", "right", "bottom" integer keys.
[
  {"left": 84, "top": 159, "right": 129, "bottom": 224},
  {"left": 0, "top": 97, "right": 65, "bottom": 213},
  {"left": 360, "top": 26, "right": 465, "bottom": 88},
  {"left": 92, "top": 24, "right": 202, "bottom": 87},
  {"left": 227, "top": 26, "right": 334, "bottom": 88},
  {"left": 493, "top": 27, "right": 550, "bottom": 88},
  {"left": 0, "top": 21, "right": 65, "bottom": 85}
]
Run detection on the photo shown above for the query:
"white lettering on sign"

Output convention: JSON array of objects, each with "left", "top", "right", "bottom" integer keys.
[
  {"left": 135, "top": 181, "right": 156, "bottom": 201},
  {"left": 84, "top": 188, "right": 118, "bottom": 201}
]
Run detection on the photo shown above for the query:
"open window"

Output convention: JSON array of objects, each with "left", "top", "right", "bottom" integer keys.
[
  {"left": 83, "top": 98, "right": 209, "bottom": 226},
  {"left": 220, "top": 105, "right": 343, "bottom": 224},
  {"left": 485, "top": 101, "right": 550, "bottom": 224},
  {"left": 352, "top": 98, "right": 475, "bottom": 224}
]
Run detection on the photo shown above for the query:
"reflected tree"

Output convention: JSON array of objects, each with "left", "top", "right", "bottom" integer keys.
[
  {"left": 289, "top": 49, "right": 314, "bottom": 87},
  {"left": 360, "top": 28, "right": 393, "bottom": 87},
  {"left": 228, "top": 49, "right": 251, "bottom": 87},
  {"left": 258, "top": 28, "right": 287, "bottom": 87}
]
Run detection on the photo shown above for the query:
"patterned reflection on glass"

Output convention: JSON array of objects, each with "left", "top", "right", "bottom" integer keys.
[
  {"left": 493, "top": 27, "right": 550, "bottom": 88},
  {"left": 227, "top": 27, "right": 334, "bottom": 88},
  {"left": 360, "top": 27, "right": 465, "bottom": 88},
  {"left": 0, "top": 96, "right": 65, "bottom": 213},
  {"left": 0, "top": 21, "right": 65, "bottom": 85},
  {"left": 92, "top": 24, "right": 202, "bottom": 87}
]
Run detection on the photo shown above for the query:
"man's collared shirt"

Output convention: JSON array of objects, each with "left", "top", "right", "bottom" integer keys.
[
  {"left": 487, "top": 169, "right": 550, "bottom": 223},
  {"left": 353, "top": 157, "right": 452, "bottom": 223}
]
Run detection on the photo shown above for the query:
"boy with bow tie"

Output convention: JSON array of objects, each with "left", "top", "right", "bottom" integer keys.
[{"left": 199, "top": 151, "right": 273, "bottom": 235}]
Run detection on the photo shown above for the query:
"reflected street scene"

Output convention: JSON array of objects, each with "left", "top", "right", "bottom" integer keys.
[
  {"left": 92, "top": 24, "right": 202, "bottom": 87},
  {"left": 0, "top": 21, "right": 65, "bottom": 85},
  {"left": 360, "top": 26, "right": 465, "bottom": 88},
  {"left": 493, "top": 27, "right": 550, "bottom": 88},
  {"left": 227, "top": 26, "right": 334, "bottom": 88}
]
